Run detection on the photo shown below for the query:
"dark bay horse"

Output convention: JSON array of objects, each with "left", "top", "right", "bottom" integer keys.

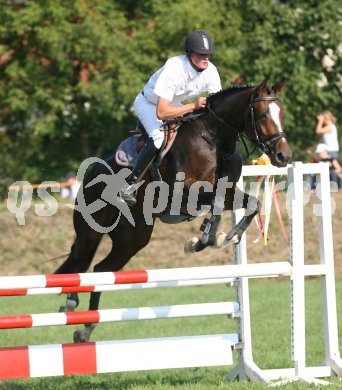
[{"left": 55, "top": 80, "right": 292, "bottom": 342}]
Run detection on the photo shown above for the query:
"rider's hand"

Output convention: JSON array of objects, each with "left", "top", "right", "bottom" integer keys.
[{"left": 194, "top": 97, "right": 207, "bottom": 110}]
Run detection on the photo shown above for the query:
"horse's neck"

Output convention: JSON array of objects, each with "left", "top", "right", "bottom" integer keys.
[{"left": 211, "top": 89, "right": 253, "bottom": 131}]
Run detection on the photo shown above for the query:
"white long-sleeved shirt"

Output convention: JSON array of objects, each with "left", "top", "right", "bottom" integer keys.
[{"left": 143, "top": 55, "right": 221, "bottom": 107}]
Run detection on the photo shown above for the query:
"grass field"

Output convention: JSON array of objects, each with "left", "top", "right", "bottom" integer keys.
[{"left": 1, "top": 278, "right": 342, "bottom": 389}]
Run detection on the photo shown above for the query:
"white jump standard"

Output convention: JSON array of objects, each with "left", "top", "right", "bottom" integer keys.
[{"left": 229, "top": 162, "right": 342, "bottom": 385}]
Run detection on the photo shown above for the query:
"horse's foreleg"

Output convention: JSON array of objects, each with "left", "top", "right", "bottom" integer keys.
[
  {"left": 184, "top": 213, "right": 222, "bottom": 254},
  {"left": 215, "top": 190, "right": 260, "bottom": 248}
]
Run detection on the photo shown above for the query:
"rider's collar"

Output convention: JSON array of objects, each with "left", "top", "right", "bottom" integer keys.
[
  {"left": 185, "top": 57, "right": 204, "bottom": 77},
  {"left": 189, "top": 58, "right": 205, "bottom": 73}
]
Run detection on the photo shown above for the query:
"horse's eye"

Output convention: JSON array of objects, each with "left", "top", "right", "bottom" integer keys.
[{"left": 257, "top": 112, "right": 267, "bottom": 121}]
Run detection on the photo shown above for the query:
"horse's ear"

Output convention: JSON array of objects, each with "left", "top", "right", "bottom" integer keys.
[
  {"left": 272, "top": 78, "right": 286, "bottom": 94},
  {"left": 255, "top": 79, "right": 269, "bottom": 95}
]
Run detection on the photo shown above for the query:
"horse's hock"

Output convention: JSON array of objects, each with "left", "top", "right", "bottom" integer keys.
[{"left": 0, "top": 162, "right": 341, "bottom": 385}]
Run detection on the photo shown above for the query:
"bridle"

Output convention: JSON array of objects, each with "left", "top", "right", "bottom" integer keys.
[
  {"left": 248, "top": 94, "right": 287, "bottom": 156},
  {"left": 205, "top": 91, "right": 287, "bottom": 158}
]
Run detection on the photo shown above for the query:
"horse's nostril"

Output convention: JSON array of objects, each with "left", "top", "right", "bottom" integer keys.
[{"left": 277, "top": 152, "right": 286, "bottom": 162}]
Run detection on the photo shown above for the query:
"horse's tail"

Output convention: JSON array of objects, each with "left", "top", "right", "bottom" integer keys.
[{"left": 41, "top": 253, "right": 71, "bottom": 265}]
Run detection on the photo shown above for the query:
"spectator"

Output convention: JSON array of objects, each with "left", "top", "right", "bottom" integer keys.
[
  {"left": 61, "top": 171, "right": 81, "bottom": 200},
  {"left": 307, "top": 143, "right": 342, "bottom": 190},
  {"left": 315, "top": 111, "right": 339, "bottom": 159}
]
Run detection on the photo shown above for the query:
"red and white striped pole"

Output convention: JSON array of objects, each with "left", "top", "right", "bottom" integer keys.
[
  {"left": 0, "top": 301, "right": 239, "bottom": 329},
  {"left": 0, "top": 262, "right": 291, "bottom": 290}
]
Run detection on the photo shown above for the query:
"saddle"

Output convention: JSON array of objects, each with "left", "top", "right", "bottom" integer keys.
[{"left": 115, "top": 119, "right": 179, "bottom": 169}]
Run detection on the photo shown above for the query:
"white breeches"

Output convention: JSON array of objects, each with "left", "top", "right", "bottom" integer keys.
[{"left": 134, "top": 92, "right": 165, "bottom": 149}]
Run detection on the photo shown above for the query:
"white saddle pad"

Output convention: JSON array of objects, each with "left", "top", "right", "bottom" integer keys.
[{"left": 115, "top": 135, "right": 141, "bottom": 167}]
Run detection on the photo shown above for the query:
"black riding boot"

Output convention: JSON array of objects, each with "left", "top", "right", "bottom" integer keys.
[{"left": 120, "top": 137, "right": 159, "bottom": 206}]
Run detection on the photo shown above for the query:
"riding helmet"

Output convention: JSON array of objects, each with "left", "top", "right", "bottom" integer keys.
[{"left": 184, "top": 31, "right": 215, "bottom": 55}]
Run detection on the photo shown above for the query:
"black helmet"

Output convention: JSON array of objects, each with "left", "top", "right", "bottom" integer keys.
[{"left": 184, "top": 31, "right": 215, "bottom": 55}]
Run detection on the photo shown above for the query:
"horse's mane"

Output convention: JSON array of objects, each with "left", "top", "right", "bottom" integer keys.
[
  {"left": 208, "top": 84, "right": 256, "bottom": 101},
  {"left": 182, "top": 84, "right": 257, "bottom": 119}
]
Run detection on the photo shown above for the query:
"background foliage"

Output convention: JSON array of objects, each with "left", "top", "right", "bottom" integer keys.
[{"left": 0, "top": 0, "right": 341, "bottom": 182}]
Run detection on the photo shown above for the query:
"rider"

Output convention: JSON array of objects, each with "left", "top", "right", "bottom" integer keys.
[{"left": 120, "top": 30, "right": 222, "bottom": 206}]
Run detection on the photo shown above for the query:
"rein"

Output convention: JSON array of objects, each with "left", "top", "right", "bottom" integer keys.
[{"left": 162, "top": 111, "right": 215, "bottom": 146}]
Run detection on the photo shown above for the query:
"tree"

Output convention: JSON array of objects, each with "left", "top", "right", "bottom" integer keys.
[
  {"left": 0, "top": 0, "right": 341, "bottom": 182},
  {"left": 0, "top": 0, "right": 137, "bottom": 181},
  {"left": 237, "top": 0, "right": 342, "bottom": 159}
]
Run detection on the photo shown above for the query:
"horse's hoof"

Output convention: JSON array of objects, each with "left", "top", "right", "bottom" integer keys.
[
  {"left": 214, "top": 231, "right": 241, "bottom": 248},
  {"left": 58, "top": 302, "right": 76, "bottom": 313},
  {"left": 65, "top": 298, "right": 78, "bottom": 311},
  {"left": 184, "top": 237, "right": 199, "bottom": 254},
  {"left": 231, "top": 235, "right": 240, "bottom": 244},
  {"left": 214, "top": 232, "right": 227, "bottom": 249},
  {"left": 73, "top": 330, "right": 88, "bottom": 343},
  {"left": 226, "top": 231, "right": 241, "bottom": 245}
]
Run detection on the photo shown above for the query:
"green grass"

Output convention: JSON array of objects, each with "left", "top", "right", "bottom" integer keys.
[{"left": 1, "top": 279, "right": 342, "bottom": 389}]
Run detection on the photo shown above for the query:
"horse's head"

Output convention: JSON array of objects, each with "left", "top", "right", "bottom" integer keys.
[{"left": 247, "top": 79, "right": 292, "bottom": 167}]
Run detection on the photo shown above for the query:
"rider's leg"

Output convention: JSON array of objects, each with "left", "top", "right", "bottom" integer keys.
[
  {"left": 120, "top": 138, "right": 159, "bottom": 205},
  {"left": 120, "top": 92, "right": 164, "bottom": 206}
]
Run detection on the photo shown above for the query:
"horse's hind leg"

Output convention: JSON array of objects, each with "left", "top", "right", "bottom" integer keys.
[
  {"left": 215, "top": 188, "right": 260, "bottom": 249},
  {"left": 56, "top": 230, "right": 103, "bottom": 312},
  {"left": 73, "top": 216, "right": 155, "bottom": 343}
]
